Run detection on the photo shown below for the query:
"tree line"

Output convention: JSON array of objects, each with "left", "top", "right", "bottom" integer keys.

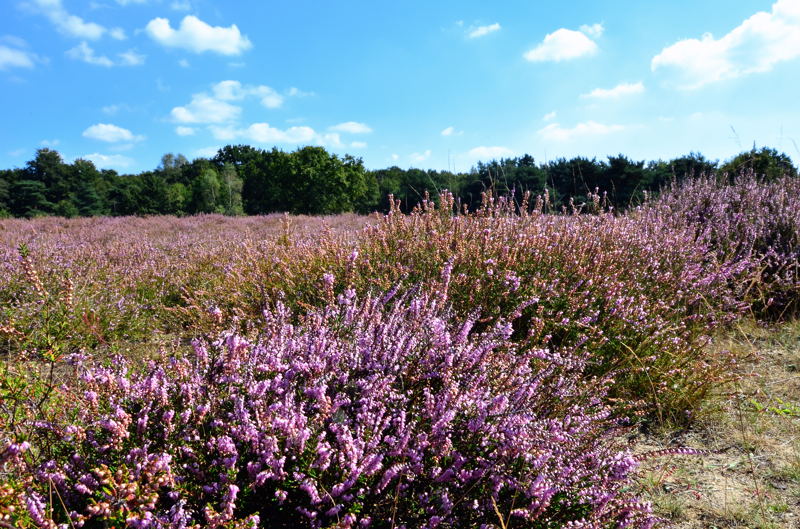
[{"left": 0, "top": 144, "right": 796, "bottom": 218}]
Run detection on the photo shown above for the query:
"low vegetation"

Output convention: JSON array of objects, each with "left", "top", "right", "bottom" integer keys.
[{"left": 1, "top": 171, "right": 798, "bottom": 527}]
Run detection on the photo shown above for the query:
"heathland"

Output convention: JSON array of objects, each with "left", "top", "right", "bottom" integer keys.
[{"left": 1, "top": 167, "right": 799, "bottom": 527}]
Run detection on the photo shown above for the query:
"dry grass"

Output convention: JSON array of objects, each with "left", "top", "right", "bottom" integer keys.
[{"left": 635, "top": 319, "right": 800, "bottom": 528}]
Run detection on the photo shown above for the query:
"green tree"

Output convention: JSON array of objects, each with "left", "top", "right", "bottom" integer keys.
[
  {"left": 0, "top": 171, "right": 11, "bottom": 214},
  {"left": 667, "top": 152, "right": 718, "bottom": 179},
  {"left": 25, "top": 149, "right": 70, "bottom": 204},
  {"left": 219, "top": 163, "right": 244, "bottom": 215},
  {"left": 241, "top": 148, "right": 291, "bottom": 214},
  {"left": 166, "top": 182, "right": 189, "bottom": 215},
  {"left": 73, "top": 179, "right": 106, "bottom": 216},
  {"left": 720, "top": 146, "right": 797, "bottom": 181},
  {"left": 9, "top": 180, "right": 53, "bottom": 217},
  {"left": 131, "top": 173, "right": 171, "bottom": 215},
  {"left": 190, "top": 168, "right": 222, "bottom": 213},
  {"left": 72, "top": 159, "right": 107, "bottom": 216}
]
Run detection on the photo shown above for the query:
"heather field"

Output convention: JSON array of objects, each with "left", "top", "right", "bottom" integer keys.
[{"left": 1, "top": 175, "right": 799, "bottom": 528}]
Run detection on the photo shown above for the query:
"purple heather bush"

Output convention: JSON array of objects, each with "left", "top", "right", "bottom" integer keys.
[
  {"left": 647, "top": 173, "right": 800, "bottom": 318},
  {"left": 2, "top": 290, "right": 657, "bottom": 528}
]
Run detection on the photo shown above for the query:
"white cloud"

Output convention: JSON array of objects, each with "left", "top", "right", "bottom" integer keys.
[
  {"left": 118, "top": 49, "right": 145, "bottom": 66},
  {"left": 579, "top": 23, "right": 604, "bottom": 38},
  {"left": 523, "top": 27, "right": 599, "bottom": 62},
  {"left": 651, "top": 0, "right": 800, "bottom": 88},
  {"left": 287, "top": 87, "right": 314, "bottom": 97},
  {"left": 83, "top": 152, "right": 134, "bottom": 169},
  {"left": 318, "top": 133, "right": 343, "bottom": 148},
  {"left": 0, "top": 45, "right": 36, "bottom": 69},
  {"left": 538, "top": 121, "right": 626, "bottom": 141},
  {"left": 66, "top": 42, "right": 144, "bottom": 67},
  {"left": 145, "top": 15, "right": 252, "bottom": 55},
  {"left": 1, "top": 36, "right": 28, "bottom": 48},
  {"left": 210, "top": 123, "right": 318, "bottom": 144},
  {"left": 467, "top": 146, "right": 513, "bottom": 159},
  {"left": 83, "top": 123, "right": 144, "bottom": 143},
  {"left": 28, "top": 0, "right": 106, "bottom": 40},
  {"left": 66, "top": 41, "right": 113, "bottom": 66},
  {"left": 329, "top": 121, "right": 372, "bottom": 134},
  {"left": 410, "top": 150, "right": 432, "bottom": 163},
  {"left": 350, "top": 141, "right": 367, "bottom": 148},
  {"left": 109, "top": 27, "right": 126, "bottom": 40},
  {"left": 468, "top": 22, "right": 501, "bottom": 39},
  {"left": 212, "top": 80, "right": 283, "bottom": 108},
  {"left": 115, "top": 0, "right": 147, "bottom": 4},
  {"left": 171, "top": 93, "right": 241, "bottom": 123},
  {"left": 175, "top": 126, "right": 195, "bottom": 136},
  {"left": 178, "top": 58, "right": 190, "bottom": 68},
  {"left": 580, "top": 81, "right": 644, "bottom": 99},
  {"left": 171, "top": 80, "right": 294, "bottom": 125},
  {"left": 441, "top": 126, "right": 455, "bottom": 136},
  {"left": 170, "top": 0, "right": 191, "bottom": 10},
  {"left": 391, "top": 153, "right": 399, "bottom": 161},
  {"left": 542, "top": 111, "right": 557, "bottom": 121},
  {"left": 40, "top": 139, "right": 60, "bottom": 147},
  {"left": 101, "top": 103, "right": 134, "bottom": 115}
]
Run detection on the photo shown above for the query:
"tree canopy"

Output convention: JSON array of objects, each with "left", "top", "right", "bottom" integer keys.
[{"left": 0, "top": 145, "right": 796, "bottom": 219}]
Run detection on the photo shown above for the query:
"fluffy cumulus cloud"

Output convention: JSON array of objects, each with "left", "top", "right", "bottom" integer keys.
[
  {"left": 580, "top": 81, "right": 644, "bottom": 99},
  {"left": 171, "top": 93, "right": 241, "bottom": 124},
  {"left": 82, "top": 152, "right": 134, "bottom": 169},
  {"left": 27, "top": 0, "right": 106, "bottom": 40},
  {"left": 145, "top": 15, "right": 252, "bottom": 55},
  {"left": 175, "top": 126, "right": 196, "bottom": 136},
  {"left": 538, "top": 121, "right": 626, "bottom": 141},
  {"left": 652, "top": 0, "right": 800, "bottom": 88},
  {"left": 212, "top": 80, "right": 283, "bottom": 108},
  {"left": 210, "top": 123, "right": 317, "bottom": 144},
  {"left": 329, "top": 121, "right": 372, "bottom": 134},
  {"left": 467, "top": 146, "right": 514, "bottom": 159},
  {"left": 468, "top": 22, "right": 501, "bottom": 38},
  {"left": 66, "top": 42, "right": 113, "bottom": 66},
  {"left": 0, "top": 45, "right": 37, "bottom": 70},
  {"left": 171, "top": 80, "right": 310, "bottom": 128},
  {"left": 82, "top": 123, "right": 144, "bottom": 143},
  {"left": 524, "top": 24, "right": 602, "bottom": 62}
]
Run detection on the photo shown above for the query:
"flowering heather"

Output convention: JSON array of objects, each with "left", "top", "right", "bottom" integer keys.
[
  {"left": 3, "top": 292, "right": 656, "bottom": 528},
  {"left": 1, "top": 195, "right": 742, "bottom": 421},
  {"left": 295, "top": 193, "right": 742, "bottom": 420},
  {"left": 648, "top": 173, "right": 800, "bottom": 318}
]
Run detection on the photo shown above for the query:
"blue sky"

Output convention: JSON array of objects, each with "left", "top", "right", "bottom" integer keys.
[{"left": 1, "top": 0, "right": 799, "bottom": 173}]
